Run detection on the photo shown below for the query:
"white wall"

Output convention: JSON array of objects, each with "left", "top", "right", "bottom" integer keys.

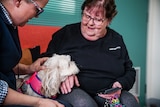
[{"left": 147, "top": 0, "right": 160, "bottom": 99}]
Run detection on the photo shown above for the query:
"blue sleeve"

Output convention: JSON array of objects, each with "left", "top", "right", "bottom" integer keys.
[{"left": 0, "top": 80, "right": 8, "bottom": 105}]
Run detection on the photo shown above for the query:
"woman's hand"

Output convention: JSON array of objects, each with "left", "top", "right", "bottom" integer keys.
[
  {"left": 98, "top": 81, "right": 122, "bottom": 99},
  {"left": 98, "top": 88, "right": 121, "bottom": 99},
  {"left": 60, "top": 75, "right": 80, "bottom": 94},
  {"left": 112, "top": 81, "right": 122, "bottom": 89}
]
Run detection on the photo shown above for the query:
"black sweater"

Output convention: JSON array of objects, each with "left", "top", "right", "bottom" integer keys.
[{"left": 42, "top": 22, "right": 136, "bottom": 96}]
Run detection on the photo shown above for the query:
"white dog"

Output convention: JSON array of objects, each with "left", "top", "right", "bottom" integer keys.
[{"left": 17, "top": 54, "right": 79, "bottom": 98}]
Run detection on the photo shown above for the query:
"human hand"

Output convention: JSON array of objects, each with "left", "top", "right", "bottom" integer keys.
[
  {"left": 98, "top": 81, "right": 122, "bottom": 99},
  {"left": 98, "top": 88, "right": 121, "bottom": 99},
  {"left": 60, "top": 75, "right": 80, "bottom": 94},
  {"left": 35, "top": 98, "right": 64, "bottom": 107},
  {"left": 28, "top": 57, "right": 48, "bottom": 73},
  {"left": 112, "top": 81, "right": 122, "bottom": 89}
]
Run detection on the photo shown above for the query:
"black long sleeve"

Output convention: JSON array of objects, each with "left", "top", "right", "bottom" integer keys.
[{"left": 42, "top": 22, "right": 136, "bottom": 95}]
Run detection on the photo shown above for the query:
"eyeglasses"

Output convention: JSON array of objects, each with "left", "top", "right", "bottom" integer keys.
[
  {"left": 82, "top": 12, "right": 105, "bottom": 25},
  {"left": 30, "top": 0, "right": 44, "bottom": 17}
]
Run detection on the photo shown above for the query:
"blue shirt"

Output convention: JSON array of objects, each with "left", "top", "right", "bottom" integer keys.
[{"left": 0, "top": 2, "right": 22, "bottom": 90}]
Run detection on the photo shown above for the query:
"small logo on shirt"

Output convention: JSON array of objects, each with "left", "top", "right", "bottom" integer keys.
[{"left": 109, "top": 46, "right": 121, "bottom": 50}]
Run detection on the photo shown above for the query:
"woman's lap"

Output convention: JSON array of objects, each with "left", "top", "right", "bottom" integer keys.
[
  {"left": 56, "top": 99, "right": 73, "bottom": 107},
  {"left": 57, "top": 88, "right": 140, "bottom": 107},
  {"left": 57, "top": 88, "right": 98, "bottom": 107},
  {"left": 94, "top": 90, "right": 140, "bottom": 107},
  {"left": 120, "top": 91, "right": 140, "bottom": 107}
]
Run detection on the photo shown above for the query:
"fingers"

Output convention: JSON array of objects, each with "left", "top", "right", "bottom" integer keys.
[
  {"left": 98, "top": 93, "right": 113, "bottom": 99},
  {"left": 112, "top": 81, "right": 122, "bottom": 88},
  {"left": 98, "top": 89, "right": 121, "bottom": 100},
  {"left": 60, "top": 82, "right": 67, "bottom": 94},
  {"left": 38, "top": 57, "right": 49, "bottom": 65},
  {"left": 74, "top": 75, "right": 80, "bottom": 87},
  {"left": 60, "top": 75, "right": 79, "bottom": 94},
  {"left": 60, "top": 77, "right": 72, "bottom": 94},
  {"left": 29, "top": 57, "right": 49, "bottom": 72}
]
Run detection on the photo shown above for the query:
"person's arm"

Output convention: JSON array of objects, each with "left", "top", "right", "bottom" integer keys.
[
  {"left": 13, "top": 57, "right": 48, "bottom": 75},
  {"left": 116, "top": 37, "right": 136, "bottom": 91},
  {"left": 0, "top": 80, "right": 64, "bottom": 107},
  {"left": 0, "top": 80, "right": 8, "bottom": 105},
  {"left": 4, "top": 88, "right": 64, "bottom": 107}
]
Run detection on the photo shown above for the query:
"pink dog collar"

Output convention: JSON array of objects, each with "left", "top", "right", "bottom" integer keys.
[
  {"left": 25, "top": 72, "right": 42, "bottom": 96},
  {"left": 25, "top": 72, "right": 57, "bottom": 99}
]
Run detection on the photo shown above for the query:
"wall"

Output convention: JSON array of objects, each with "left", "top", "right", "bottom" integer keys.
[
  {"left": 110, "top": 1, "right": 148, "bottom": 106},
  {"left": 147, "top": 0, "right": 160, "bottom": 99}
]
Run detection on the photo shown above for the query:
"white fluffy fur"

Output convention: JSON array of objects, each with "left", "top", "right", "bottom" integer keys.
[{"left": 22, "top": 54, "right": 79, "bottom": 98}]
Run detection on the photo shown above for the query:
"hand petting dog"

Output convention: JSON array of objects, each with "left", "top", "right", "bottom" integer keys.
[{"left": 17, "top": 54, "right": 79, "bottom": 98}]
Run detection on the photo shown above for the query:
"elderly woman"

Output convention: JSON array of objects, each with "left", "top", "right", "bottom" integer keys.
[{"left": 42, "top": 0, "right": 140, "bottom": 107}]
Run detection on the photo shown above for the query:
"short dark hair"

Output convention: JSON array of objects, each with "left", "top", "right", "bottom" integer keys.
[{"left": 81, "top": 0, "right": 117, "bottom": 20}]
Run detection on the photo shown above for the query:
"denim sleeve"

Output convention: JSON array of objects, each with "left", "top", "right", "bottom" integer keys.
[{"left": 0, "top": 80, "right": 8, "bottom": 105}]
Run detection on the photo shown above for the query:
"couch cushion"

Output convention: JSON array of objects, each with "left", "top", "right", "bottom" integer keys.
[
  {"left": 18, "top": 24, "right": 61, "bottom": 53},
  {"left": 19, "top": 48, "right": 32, "bottom": 65}
]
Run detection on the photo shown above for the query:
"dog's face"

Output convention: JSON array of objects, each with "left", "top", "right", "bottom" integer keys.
[{"left": 37, "top": 54, "right": 79, "bottom": 97}]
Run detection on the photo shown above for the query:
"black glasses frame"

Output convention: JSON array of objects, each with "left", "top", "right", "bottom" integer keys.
[{"left": 30, "top": 0, "right": 44, "bottom": 17}]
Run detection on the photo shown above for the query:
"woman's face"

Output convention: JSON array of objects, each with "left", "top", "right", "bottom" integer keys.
[{"left": 81, "top": 7, "right": 110, "bottom": 41}]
